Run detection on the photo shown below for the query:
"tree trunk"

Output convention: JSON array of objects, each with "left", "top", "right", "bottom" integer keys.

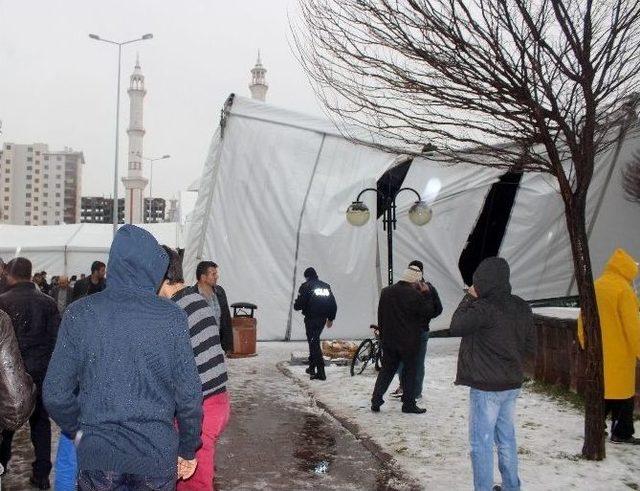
[{"left": 562, "top": 193, "right": 606, "bottom": 460}]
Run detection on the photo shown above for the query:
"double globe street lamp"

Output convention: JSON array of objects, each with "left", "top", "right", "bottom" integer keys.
[{"left": 346, "top": 187, "right": 432, "bottom": 286}]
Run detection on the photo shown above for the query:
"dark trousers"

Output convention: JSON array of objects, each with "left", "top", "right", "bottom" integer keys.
[
  {"left": 372, "top": 345, "right": 418, "bottom": 407},
  {"left": 605, "top": 397, "right": 636, "bottom": 440},
  {"left": 78, "top": 470, "right": 175, "bottom": 491},
  {"left": 0, "top": 384, "right": 52, "bottom": 479},
  {"left": 305, "top": 317, "right": 325, "bottom": 373}
]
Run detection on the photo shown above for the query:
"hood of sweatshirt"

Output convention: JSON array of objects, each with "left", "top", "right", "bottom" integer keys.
[
  {"left": 105, "top": 225, "right": 169, "bottom": 293},
  {"left": 473, "top": 257, "right": 512, "bottom": 298}
]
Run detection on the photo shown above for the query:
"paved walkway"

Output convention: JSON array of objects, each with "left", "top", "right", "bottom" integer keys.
[{"left": 2, "top": 342, "right": 413, "bottom": 490}]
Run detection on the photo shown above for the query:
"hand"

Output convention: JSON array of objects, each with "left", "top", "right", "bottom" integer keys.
[
  {"left": 326, "top": 320, "right": 333, "bottom": 328},
  {"left": 177, "top": 457, "right": 197, "bottom": 480},
  {"left": 418, "top": 281, "right": 430, "bottom": 293},
  {"left": 468, "top": 285, "right": 478, "bottom": 298}
]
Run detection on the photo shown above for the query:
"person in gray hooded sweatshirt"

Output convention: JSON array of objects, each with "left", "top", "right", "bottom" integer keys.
[
  {"left": 450, "top": 257, "right": 534, "bottom": 491},
  {"left": 44, "top": 225, "right": 203, "bottom": 490}
]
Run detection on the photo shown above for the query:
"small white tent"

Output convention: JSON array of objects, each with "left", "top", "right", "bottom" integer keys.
[
  {"left": 0, "top": 222, "right": 185, "bottom": 276},
  {"left": 185, "top": 95, "right": 640, "bottom": 341}
]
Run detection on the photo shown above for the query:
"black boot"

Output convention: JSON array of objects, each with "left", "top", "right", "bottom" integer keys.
[
  {"left": 402, "top": 404, "right": 426, "bottom": 414},
  {"left": 29, "top": 475, "right": 51, "bottom": 490},
  {"left": 310, "top": 365, "right": 326, "bottom": 381},
  {"left": 305, "top": 366, "right": 315, "bottom": 375}
]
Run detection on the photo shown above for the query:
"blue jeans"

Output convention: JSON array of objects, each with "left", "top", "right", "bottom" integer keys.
[
  {"left": 54, "top": 434, "right": 78, "bottom": 491},
  {"left": 77, "top": 470, "right": 176, "bottom": 490},
  {"left": 397, "top": 331, "right": 429, "bottom": 397},
  {"left": 469, "top": 388, "right": 521, "bottom": 491}
]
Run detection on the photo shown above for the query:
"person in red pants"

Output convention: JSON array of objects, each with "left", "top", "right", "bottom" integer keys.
[{"left": 159, "top": 246, "right": 231, "bottom": 489}]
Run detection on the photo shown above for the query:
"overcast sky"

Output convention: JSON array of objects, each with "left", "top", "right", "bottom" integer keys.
[{"left": 0, "top": 0, "right": 323, "bottom": 202}]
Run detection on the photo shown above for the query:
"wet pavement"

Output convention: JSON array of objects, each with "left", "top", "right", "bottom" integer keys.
[
  {"left": 2, "top": 342, "right": 413, "bottom": 490},
  {"left": 215, "top": 342, "right": 413, "bottom": 490}
]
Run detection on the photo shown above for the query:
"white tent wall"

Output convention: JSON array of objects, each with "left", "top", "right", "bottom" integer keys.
[
  {"left": 184, "top": 96, "right": 397, "bottom": 341},
  {"left": 0, "top": 223, "right": 184, "bottom": 276}
]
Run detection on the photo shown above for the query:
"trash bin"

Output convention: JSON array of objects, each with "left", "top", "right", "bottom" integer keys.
[{"left": 230, "top": 302, "right": 258, "bottom": 358}]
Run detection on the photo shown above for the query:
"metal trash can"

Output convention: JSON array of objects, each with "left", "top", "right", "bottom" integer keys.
[{"left": 229, "top": 302, "right": 258, "bottom": 358}]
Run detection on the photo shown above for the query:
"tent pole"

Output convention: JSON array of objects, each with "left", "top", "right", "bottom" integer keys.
[{"left": 284, "top": 135, "right": 327, "bottom": 341}]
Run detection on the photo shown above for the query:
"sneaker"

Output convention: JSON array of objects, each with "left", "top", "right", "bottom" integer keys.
[
  {"left": 390, "top": 387, "right": 403, "bottom": 399},
  {"left": 29, "top": 476, "right": 51, "bottom": 490},
  {"left": 610, "top": 436, "right": 640, "bottom": 445},
  {"left": 402, "top": 405, "right": 426, "bottom": 414},
  {"left": 371, "top": 403, "right": 381, "bottom": 412}
]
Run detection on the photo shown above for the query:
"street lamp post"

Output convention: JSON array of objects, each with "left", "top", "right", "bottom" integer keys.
[
  {"left": 139, "top": 154, "right": 170, "bottom": 223},
  {"left": 346, "top": 187, "right": 432, "bottom": 286},
  {"left": 89, "top": 32, "right": 153, "bottom": 237}
]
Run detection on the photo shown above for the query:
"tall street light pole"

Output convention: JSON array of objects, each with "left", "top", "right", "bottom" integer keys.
[
  {"left": 89, "top": 32, "right": 153, "bottom": 237},
  {"left": 346, "top": 187, "right": 433, "bottom": 286},
  {"left": 139, "top": 154, "right": 170, "bottom": 222}
]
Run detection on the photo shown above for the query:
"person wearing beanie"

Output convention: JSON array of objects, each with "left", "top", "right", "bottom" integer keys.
[
  {"left": 372, "top": 265, "right": 440, "bottom": 414},
  {"left": 294, "top": 267, "right": 337, "bottom": 381},
  {"left": 390, "top": 260, "right": 442, "bottom": 401}
]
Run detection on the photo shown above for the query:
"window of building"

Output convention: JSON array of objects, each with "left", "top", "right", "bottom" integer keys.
[
  {"left": 26, "top": 202, "right": 31, "bottom": 207},
  {"left": 4, "top": 159, "right": 9, "bottom": 164},
  {"left": 5, "top": 168, "right": 9, "bottom": 174},
  {"left": 27, "top": 157, "right": 32, "bottom": 162},
  {"left": 35, "top": 151, "right": 40, "bottom": 156},
  {"left": 55, "top": 220, "right": 60, "bottom": 225},
  {"left": 35, "top": 169, "right": 40, "bottom": 174},
  {"left": 56, "top": 174, "right": 61, "bottom": 179},
  {"left": 33, "top": 216, "right": 38, "bottom": 220},
  {"left": 55, "top": 193, "right": 61, "bottom": 197},
  {"left": 27, "top": 166, "right": 32, "bottom": 171},
  {"left": 44, "top": 174, "right": 49, "bottom": 179},
  {"left": 4, "top": 187, "right": 9, "bottom": 192},
  {"left": 55, "top": 184, "right": 60, "bottom": 188},
  {"left": 55, "top": 202, "right": 60, "bottom": 207},
  {"left": 25, "top": 211, "right": 31, "bottom": 215},
  {"left": 4, "top": 196, "right": 8, "bottom": 201},
  {"left": 44, "top": 155, "right": 49, "bottom": 161},
  {"left": 43, "top": 183, "right": 48, "bottom": 188},
  {"left": 26, "top": 175, "right": 31, "bottom": 180},
  {"left": 43, "top": 192, "right": 48, "bottom": 197},
  {"left": 3, "top": 206, "right": 8, "bottom": 211},
  {"left": 57, "top": 156, "right": 62, "bottom": 162},
  {"left": 25, "top": 221, "right": 30, "bottom": 225},
  {"left": 27, "top": 147, "right": 33, "bottom": 152},
  {"left": 3, "top": 215, "right": 8, "bottom": 220},
  {"left": 33, "top": 206, "right": 38, "bottom": 211},
  {"left": 5, "top": 145, "right": 11, "bottom": 150},
  {"left": 55, "top": 211, "right": 60, "bottom": 216},
  {"left": 4, "top": 178, "right": 8, "bottom": 183},
  {"left": 34, "top": 197, "right": 38, "bottom": 202},
  {"left": 34, "top": 179, "right": 39, "bottom": 184}
]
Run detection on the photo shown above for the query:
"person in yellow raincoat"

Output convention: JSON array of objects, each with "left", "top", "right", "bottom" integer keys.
[{"left": 578, "top": 248, "right": 640, "bottom": 445}]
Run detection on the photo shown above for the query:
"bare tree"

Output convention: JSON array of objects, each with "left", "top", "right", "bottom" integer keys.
[
  {"left": 623, "top": 156, "right": 640, "bottom": 202},
  {"left": 293, "top": 0, "right": 640, "bottom": 460}
]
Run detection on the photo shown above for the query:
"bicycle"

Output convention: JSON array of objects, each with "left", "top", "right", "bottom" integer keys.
[{"left": 350, "top": 324, "right": 382, "bottom": 376}]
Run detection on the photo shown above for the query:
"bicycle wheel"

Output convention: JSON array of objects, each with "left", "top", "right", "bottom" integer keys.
[{"left": 351, "top": 339, "right": 375, "bottom": 376}]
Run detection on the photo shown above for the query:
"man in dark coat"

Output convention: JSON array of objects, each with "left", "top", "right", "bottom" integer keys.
[
  {"left": 0, "top": 258, "right": 8, "bottom": 295},
  {"left": 48, "top": 275, "right": 74, "bottom": 314},
  {"left": 0, "top": 257, "right": 60, "bottom": 489},
  {"left": 44, "top": 225, "right": 203, "bottom": 489},
  {"left": 371, "top": 265, "right": 436, "bottom": 414},
  {"left": 450, "top": 257, "right": 534, "bottom": 491},
  {"left": 294, "top": 267, "right": 337, "bottom": 381},
  {"left": 72, "top": 261, "right": 106, "bottom": 302},
  {"left": 195, "top": 261, "right": 233, "bottom": 353}
]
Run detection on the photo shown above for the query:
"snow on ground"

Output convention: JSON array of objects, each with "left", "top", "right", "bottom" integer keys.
[{"left": 285, "top": 338, "right": 640, "bottom": 490}]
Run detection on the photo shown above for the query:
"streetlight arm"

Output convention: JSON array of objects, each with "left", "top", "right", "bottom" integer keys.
[
  {"left": 355, "top": 187, "right": 379, "bottom": 202},
  {"left": 395, "top": 187, "right": 422, "bottom": 202}
]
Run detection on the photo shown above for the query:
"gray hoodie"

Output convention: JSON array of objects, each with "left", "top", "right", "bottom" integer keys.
[{"left": 450, "top": 257, "right": 535, "bottom": 391}]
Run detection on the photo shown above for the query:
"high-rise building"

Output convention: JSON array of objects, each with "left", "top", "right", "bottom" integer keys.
[
  {"left": 122, "top": 55, "right": 148, "bottom": 224},
  {"left": 249, "top": 52, "right": 268, "bottom": 102},
  {"left": 0, "top": 143, "right": 84, "bottom": 225}
]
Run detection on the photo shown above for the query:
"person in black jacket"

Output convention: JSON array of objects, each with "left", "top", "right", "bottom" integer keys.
[
  {"left": 0, "top": 257, "right": 9, "bottom": 296},
  {"left": 450, "top": 257, "right": 534, "bottom": 491},
  {"left": 293, "top": 267, "right": 337, "bottom": 381},
  {"left": 371, "top": 265, "right": 436, "bottom": 414},
  {"left": 72, "top": 261, "right": 106, "bottom": 302},
  {"left": 0, "top": 257, "right": 60, "bottom": 489},
  {"left": 195, "top": 261, "right": 233, "bottom": 353}
]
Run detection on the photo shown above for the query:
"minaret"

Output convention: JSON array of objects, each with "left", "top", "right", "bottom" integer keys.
[
  {"left": 249, "top": 52, "right": 268, "bottom": 102},
  {"left": 122, "top": 54, "right": 148, "bottom": 224}
]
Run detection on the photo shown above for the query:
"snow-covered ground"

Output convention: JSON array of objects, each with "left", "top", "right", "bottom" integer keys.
[{"left": 285, "top": 338, "right": 640, "bottom": 490}]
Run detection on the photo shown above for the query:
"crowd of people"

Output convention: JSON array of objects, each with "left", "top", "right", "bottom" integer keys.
[
  {"left": 0, "top": 224, "right": 638, "bottom": 491},
  {"left": 0, "top": 226, "right": 232, "bottom": 490}
]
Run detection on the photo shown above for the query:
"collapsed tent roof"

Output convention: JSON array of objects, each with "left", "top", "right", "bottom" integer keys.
[
  {"left": 0, "top": 222, "right": 184, "bottom": 276},
  {"left": 185, "top": 94, "right": 640, "bottom": 341}
]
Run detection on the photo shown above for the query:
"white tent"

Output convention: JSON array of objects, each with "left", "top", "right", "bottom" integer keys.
[
  {"left": 185, "top": 95, "right": 640, "bottom": 341},
  {"left": 0, "top": 222, "right": 185, "bottom": 277}
]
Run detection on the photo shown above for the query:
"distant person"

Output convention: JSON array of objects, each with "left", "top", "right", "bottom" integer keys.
[
  {"left": 39, "top": 271, "right": 51, "bottom": 295},
  {"left": 0, "top": 258, "right": 7, "bottom": 295},
  {"left": 371, "top": 265, "right": 435, "bottom": 414},
  {"left": 32, "top": 272, "right": 43, "bottom": 292},
  {"left": 578, "top": 249, "right": 640, "bottom": 445},
  {"left": 0, "top": 257, "right": 61, "bottom": 490},
  {"left": 49, "top": 276, "right": 73, "bottom": 314},
  {"left": 0, "top": 307, "right": 37, "bottom": 477},
  {"left": 391, "top": 260, "right": 442, "bottom": 400},
  {"left": 160, "top": 246, "right": 230, "bottom": 491},
  {"left": 44, "top": 225, "right": 202, "bottom": 490},
  {"left": 69, "top": 275, "right": 77, "bottom": 289},
  {"left": 450, "top": 257, "right": 534, "bottom": 491},
  {"left": 196, "top": 261, "right": 233, "bottom": 353},
  {"left": 294, "top": 267, "right": 337, "bottom": 381},
  {"left": 72, "top": 261, "right": 106, "bottom": 301}
]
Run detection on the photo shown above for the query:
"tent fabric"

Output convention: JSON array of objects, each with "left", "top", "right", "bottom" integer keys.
[
  {"left": 185, "top": 95, "right": 640, "bottom": 340},
  {"left": 0, "top": 222, "right": 184, "bottom": 277}
]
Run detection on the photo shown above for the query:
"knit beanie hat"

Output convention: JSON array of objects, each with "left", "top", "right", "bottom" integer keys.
[
  {"left": 304, "top": 267, "right": 318, "bottom": 280},
  {"left": 400, "top": 265, "right": 422, "bottom": 283}
]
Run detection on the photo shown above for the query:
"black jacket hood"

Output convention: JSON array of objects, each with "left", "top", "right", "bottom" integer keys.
[
  {"left": 473, "top": 257, "right": 512, "bottom": 298},
  {"left": 106, "top": 225, "right": 168, "bottom": 293}
]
